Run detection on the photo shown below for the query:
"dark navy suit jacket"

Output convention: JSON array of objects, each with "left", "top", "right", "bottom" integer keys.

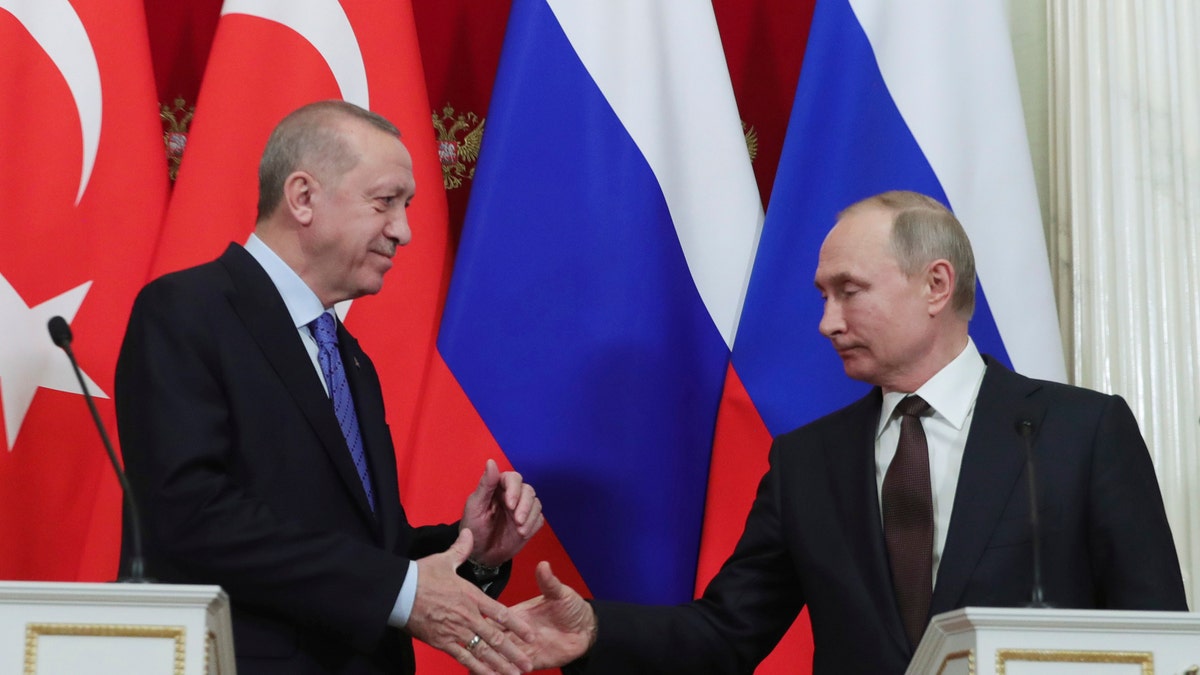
[
  {"left": 580, "top": 358, "right": 1186, "bottom": 674},
  {"left": 116, "top": 244, "right": 490, "bottom": 674}
]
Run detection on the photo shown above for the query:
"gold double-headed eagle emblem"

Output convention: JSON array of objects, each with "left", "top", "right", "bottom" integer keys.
[{"left": 432, "top": 104, "right": 485, "bottom": 191}]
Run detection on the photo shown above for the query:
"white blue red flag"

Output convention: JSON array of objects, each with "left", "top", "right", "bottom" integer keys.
[
  {"left": 698, "top": 0, "right": 1066, "bottom": 671},
  {"left": 414, "top": 0, "right": 762, "bottom": 610},
  {"left": 733, "top": 0, "right": 1064, "bottom": 435}
]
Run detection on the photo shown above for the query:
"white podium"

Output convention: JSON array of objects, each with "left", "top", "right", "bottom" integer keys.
[
  {"left": 0, "top": 581, "right": 235, "bottom": 675},
  {"left": 907, "top": 607, "right": 1200, "bottom": 675}
]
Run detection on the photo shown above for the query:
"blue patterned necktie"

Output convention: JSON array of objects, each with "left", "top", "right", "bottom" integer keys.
[{"left": 309, "top": 312, "right": 375, "bottom": 511}]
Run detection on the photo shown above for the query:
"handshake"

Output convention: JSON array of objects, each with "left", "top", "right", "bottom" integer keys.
[
  {"left": 404, "top": 461, "right": 595, "bottom": 675},
  {"left": 415, "top": 541, "right": 595, "bottom": 675}
]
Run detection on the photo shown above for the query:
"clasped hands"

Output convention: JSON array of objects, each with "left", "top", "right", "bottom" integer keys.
[{"left": 405, "top": 459, "right": 594, "bottom": 675}]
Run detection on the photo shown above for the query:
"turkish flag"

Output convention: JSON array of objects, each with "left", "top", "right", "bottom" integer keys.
[
  {"left": 151, "top": 0, "right": 451, "bottom": 484},
  {"left": 0, "top": 0, "right": 169, "bottom": 581}
]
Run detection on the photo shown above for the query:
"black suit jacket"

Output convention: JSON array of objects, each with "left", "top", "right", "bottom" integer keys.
[
  {"left": 581, "top": 358, "right": 1186, "bottom": 674},
  {"left": 116, "top": 244, "right": 491, "bottom": 674}
]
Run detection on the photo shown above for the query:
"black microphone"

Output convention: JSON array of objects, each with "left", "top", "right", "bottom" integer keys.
[
  {"left": 1015, "top": 417, "right": 1050, "bottom": 608},
  {"left": 47, "top": 316, "right": 152, "bottom": 583}
]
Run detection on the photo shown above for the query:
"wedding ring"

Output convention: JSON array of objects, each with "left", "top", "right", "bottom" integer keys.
[{"left": 466, "top": 634, "right": 482, "bottom": 651}]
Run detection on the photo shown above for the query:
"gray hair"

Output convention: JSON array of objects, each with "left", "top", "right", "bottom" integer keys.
[
  {"left": 256, "top": 100, "right": 400, "bottom": 222},
  {"left": 840, "top": 190, "right": 976, "bottom": 319}
]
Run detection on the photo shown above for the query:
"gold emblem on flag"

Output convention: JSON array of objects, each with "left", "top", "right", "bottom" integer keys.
[
  {"left": 742, "top": 120, "right": 758, "bottom": 164},
  {"left": 160, "top": 97, "right": 195, "bottom": 182},
  {"left": 432, "top": 104, "right": 485, "bottom": 191}
]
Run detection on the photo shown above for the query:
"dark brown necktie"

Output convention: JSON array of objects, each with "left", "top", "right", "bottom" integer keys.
[{"left": 882, "top": 395, "right": 934, "bottom": 648}]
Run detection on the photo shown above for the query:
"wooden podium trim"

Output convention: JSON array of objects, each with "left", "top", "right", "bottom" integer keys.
[
  {"left": 24, "top": 623, "right": 186, "bottom": 675},
  {"left": 996, "top": 648, "right": 1153, "bottom": 674},
  {"left": 936, "top": 648, "right": 976, "bottom": 674}
]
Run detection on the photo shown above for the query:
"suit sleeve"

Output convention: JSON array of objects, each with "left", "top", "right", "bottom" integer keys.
[
  {"left": 1087, "top": 395, "right": 1188, "bottom": 610},
  {"left": 116, "top": 279, "right": 416, "bottom": 651},
  {"left": 578, "top": 438, "right": 804, "bottom": 674}
]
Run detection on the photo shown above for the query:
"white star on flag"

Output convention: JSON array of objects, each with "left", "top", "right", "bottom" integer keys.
[{"left": 0, "top": 272, "right": 105, "bottom": 451}]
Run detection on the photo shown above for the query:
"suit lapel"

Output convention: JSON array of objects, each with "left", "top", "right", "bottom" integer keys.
[
  {"left": 828, "top": 391, "right": 913, "bottom": 656},
  {"left": 338, "top": 324, "right": 405, "bottom": 549},
  {"left": 218, "top": 245, "right": 379, "bottom": 528},
  {"left": 931, "top": 359, "right": 1044, "bottom": 614}
]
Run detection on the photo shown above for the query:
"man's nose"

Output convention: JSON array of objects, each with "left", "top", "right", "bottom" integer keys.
[
  {"left": 818, "top": 300, "right": 843, "bottom": 338},
  {"left": 387, "top": 213, "right": 412, "bottom": 247}
]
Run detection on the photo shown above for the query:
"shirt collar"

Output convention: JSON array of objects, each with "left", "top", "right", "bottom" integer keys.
[
  {"left": 244, "top": 233, "right": 328, "bottom": 329},
  {"left": 877, "top": 338, "right": 986, "bottom": 437}
]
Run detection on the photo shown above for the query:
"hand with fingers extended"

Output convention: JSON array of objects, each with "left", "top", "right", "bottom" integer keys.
[
  {"left": 506, "top": 561, "right": 598, "bottom": 670},
  {"left": 407, "top": 529, "right": 535, "bottom": 675},
  {"left": 461, "top": 459, "right": 544, "bottom": 567}
]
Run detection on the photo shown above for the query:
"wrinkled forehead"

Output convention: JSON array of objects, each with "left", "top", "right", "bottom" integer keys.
[
  {"left": 824, "top": 207, "right": 894, "bottom": 256},
  {"left": 815, "top": 209, "right": 898, "bottom": 283},
  {"left": 832, "top": 203, "right": 895, "bottom": 240}
]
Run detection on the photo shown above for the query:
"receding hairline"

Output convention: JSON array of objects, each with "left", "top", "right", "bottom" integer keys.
[
  {"left": 279, "top": 100, "right": 401, "bottom": 139},
  {"left": 279, "top": 105, "right": 403, "bottom": 181},
  {"left": 255, "top": 101, "right": 402, "bottom": 223},
  {"left": 835, "top": 190, "right": 977, "bottom": 319},
  {"left": 836, "top": 190, "right": 950, "bottom": 222}
]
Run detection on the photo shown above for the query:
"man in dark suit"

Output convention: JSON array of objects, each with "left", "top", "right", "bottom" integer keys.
[
  {"left": 115, "top": 100, "right": 542, "bottom": 675},
  {"left": 504, "top": 190, "right": 1188, "bottom": 674}
]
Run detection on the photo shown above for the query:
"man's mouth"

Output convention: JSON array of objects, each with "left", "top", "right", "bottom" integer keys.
[{"left": 834, "top": 344, "right": 862, "bottom": 357}]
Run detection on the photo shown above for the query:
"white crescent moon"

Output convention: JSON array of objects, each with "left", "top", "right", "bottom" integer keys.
[
  {"left": 222, "top": 0, "right": 370, "bottom": 109},
  {"left": 0, "top": 0, "right": 101, "bottom": 205}
]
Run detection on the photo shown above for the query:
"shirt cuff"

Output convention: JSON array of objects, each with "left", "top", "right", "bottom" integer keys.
[{"left": 387, "top": 560, "right": 419, "bottom": 628}]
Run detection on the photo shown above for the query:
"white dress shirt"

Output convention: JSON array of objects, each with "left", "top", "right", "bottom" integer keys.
[{"left": 875, "top": 338, "right": 986, "bottom": 584}]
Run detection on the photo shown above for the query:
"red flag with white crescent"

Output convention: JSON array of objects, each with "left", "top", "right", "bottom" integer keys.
[
  {"left": 0, "top": 0, "right": 169, "bottom": 581},
  {"left": 147, "top": 3, "right": 470, "bottom": 667},
  {"left": 150, "top": 0, "right": 452, "bottom": 499}
]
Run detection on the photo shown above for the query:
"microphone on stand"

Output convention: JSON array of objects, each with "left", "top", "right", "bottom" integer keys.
[
  {"left": 48, "top": 316, "right": 152, "bottom": 583},
  {"left": 1014, "top": 417, "right": 1050, "bottom": 608}
]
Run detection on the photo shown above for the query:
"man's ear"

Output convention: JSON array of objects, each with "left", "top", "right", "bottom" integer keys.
[
  {"left": 925, "top": 259, "right": 955, "bottom": 316},
  {"left": 283, "top": 171, "right": 316, "bottom": 225}
]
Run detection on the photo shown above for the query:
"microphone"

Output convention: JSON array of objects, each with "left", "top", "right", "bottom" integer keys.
[
  {"left": 1015, "top": 417, "right": 1050, "bottom": 608},
  {"left": 47, "top": 316, "right": 152, "bottom": 583}
]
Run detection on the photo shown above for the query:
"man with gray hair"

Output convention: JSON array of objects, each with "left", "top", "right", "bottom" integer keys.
[
  {"left": 116, "top": 101, "right": 542, "bottom": 675},
  {"left": 504, "top": 190, "right": 1186, "bottom": 674}
]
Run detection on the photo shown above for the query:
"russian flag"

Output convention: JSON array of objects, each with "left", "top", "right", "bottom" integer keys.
[
  {"left": 736, "top": 0, "right": 1065, "bottom": 434},
  {"left": 412, "top": 0, "right": 762, "bottom": 610},
  {"left": 698, "top": 0, "right": 1066, "bottom": 671}
]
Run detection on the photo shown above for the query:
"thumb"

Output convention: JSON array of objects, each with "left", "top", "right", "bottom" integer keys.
[
  {"left": 448, "top": 527, "right": 474, "bottom": 567},
  {"left": 471, "top": 459, "right": 501, "bottom": 501},
  {"left": 535, "top": 560, "right": 568, "bottom": 599}
]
